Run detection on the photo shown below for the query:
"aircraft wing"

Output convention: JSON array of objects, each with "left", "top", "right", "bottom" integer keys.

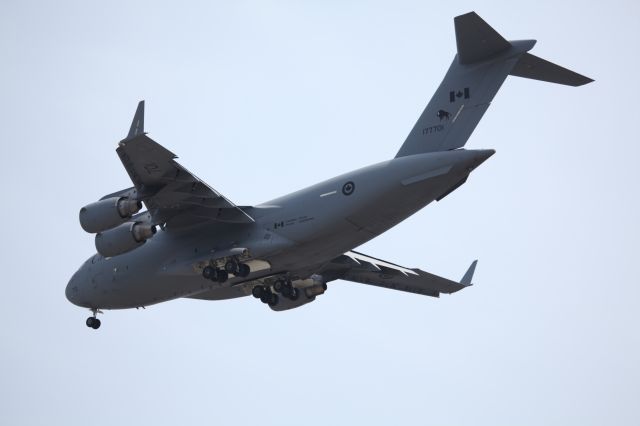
[
  {"left": 110, "top": 101, "right": 254, "bottom": 227},
  {"left": 322, "top": 250, "right": 476, "bottom": 297}
]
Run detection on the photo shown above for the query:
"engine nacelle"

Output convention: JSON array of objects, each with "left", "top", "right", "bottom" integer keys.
[
  {"left": 79, "top": 197, "right": 142, "bottom": 233},
  {"left": 95, "top": 222, "right": 156, "bottom": 257}
]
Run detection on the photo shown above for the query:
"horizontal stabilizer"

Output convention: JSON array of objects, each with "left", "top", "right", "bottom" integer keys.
[
  {"left": 510, "top": 53, "right": 594, "bottom": 86},
  {"left": 455, "top": 12, "right": 512, "bottom": 64}
]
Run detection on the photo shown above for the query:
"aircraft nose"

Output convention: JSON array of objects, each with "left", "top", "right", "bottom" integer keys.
[{"left": 65, "top": 271, "right": 82, "bottom": 306}]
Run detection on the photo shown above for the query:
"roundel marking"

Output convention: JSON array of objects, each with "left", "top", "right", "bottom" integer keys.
[{"left": 342, "top": 181, "right": 355, "bottom": 196}]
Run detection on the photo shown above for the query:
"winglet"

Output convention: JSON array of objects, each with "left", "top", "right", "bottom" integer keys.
[
  {"left": 127, "top": 100, "right": 145, "bottom": 139},
  {"left": 460, "top": 260, "right": 478, "bottom": 286}
]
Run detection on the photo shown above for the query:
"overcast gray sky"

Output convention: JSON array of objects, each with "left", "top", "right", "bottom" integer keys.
[{"left": 1, "top": 1, "right": 638, "bottom": 425}]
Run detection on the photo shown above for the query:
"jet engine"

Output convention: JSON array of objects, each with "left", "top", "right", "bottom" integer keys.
[
  {"left": 79, "top": 197, "right": 143, "bottom": 233},
  {"left": 95, "top": 222, "right": 156, "bottom": 257}
]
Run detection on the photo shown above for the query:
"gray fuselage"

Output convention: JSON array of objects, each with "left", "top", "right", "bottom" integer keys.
[{"left": 66, "top": 148, "right": 493, "bottom": 309}]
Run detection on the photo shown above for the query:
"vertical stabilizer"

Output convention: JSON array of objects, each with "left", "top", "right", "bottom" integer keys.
[
  {"left": 395, "top": 12, "right": 592, "bottom": 158},
  {"left": 455, "top": 12, "right": 511, "bottom": 64}
]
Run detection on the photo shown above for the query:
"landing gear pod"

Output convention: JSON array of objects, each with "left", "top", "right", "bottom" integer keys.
[{"left": 95, "top": 222, "right": 156, "bottom": 257}]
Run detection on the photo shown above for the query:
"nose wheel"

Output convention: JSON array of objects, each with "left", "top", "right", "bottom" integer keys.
[
  {"left": 86, "top": 309, "right": 102, "bottom": 330},
  {"left": 86, "top": 317, "right": 101, "bottom": 329}
]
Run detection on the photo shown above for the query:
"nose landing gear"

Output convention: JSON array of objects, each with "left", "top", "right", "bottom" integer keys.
[{"left": 86, "top": 309, "right": 102, "bottom": 330}]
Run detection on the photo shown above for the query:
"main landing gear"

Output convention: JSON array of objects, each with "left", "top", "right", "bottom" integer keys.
[
  {"left": 225, "top": 259, "right": 251, "bottom": 277},
  {"left": 202, "top": 258, "right": 251, "bottom": 284},
  {"left": 86, "top": 309, "right": 101, "bottom": 330},
  {"left": 252, "top": 285, "right": 279, "bottom": 307},
  {"left": 252, "top": 278, "right": 299, "bottom": 307}
]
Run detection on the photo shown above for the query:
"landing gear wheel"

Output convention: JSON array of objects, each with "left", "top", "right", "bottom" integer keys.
[
  {"left": 268, "top": 293, "right": 279, "bottom": 307},
  {"left": 273, "top": 279, "right": 285, "bottom": 292},
  {"left": 224, "top": 260, "right": 239, "bottom": 274},
  {"left": 281, "top": 284, "right": 293, "bottom": 298},
  {"left": 252, "top": 285, "right": 265, "bottom": 299},
  {"left": 260, "top": 292, "right": 271, "bottom": 304},
  {"left": 202, "top": 266, "right": 217, "bottom": 280},
  {"left": 217, "top": 270, "right": 229, "bottom": 283},
  {"left": 237, "top": 263, "right": 251, "bottom": 278},
  {"left": 86, "top": 317, "right": 101, "bottom": 329},
  {"left": 289, "top": 287, "right": 300, "bottom": 301}
]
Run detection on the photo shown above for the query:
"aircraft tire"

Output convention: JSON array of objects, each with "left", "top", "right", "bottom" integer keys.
[
  {"left": 224, "top": 260, "right": 238, "bottom": 274},
  {"left": 273, "top": 279, "right": 285, "bottom": 292},
  {"left": 237, "top": 263, "right": 250, "bottom": 278},
  {"left": 217, "top": 270, "right": 229, "bottom": 283},
  {"left": 252, "top": 285, "right": 264, "bottom": 298},
  {"left": 281, "top": 284, "right": 292, "bottom": 298},
  {"left": 289, "top": 288, "right": 299, "bottom": 301},
  {"left": 202, "top": 266, "right": 216, "bottom": 280},
  {"left": 268, "top": 294, "right": 279, "bottom": 307},
  {"left": 86, "top": 317, "right": 101, "bottom": 329}
]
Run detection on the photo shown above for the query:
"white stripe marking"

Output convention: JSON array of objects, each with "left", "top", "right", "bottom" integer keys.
[
  {"left": 347, "top": 251, "right": 419, "bottom": 276},
  {"left": 320, "top": 190, "right": 337, "bottom": 197},
  {"left": 452, "top": 104, "right": 465, "bottom": 123}
]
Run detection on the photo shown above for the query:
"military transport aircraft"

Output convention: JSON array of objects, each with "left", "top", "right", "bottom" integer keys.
[{"left": 66, "top": 12, "right": 592, "bottom": 329}]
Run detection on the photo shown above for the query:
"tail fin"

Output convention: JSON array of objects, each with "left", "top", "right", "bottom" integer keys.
[{"left": 395, "top": 12, "right": 592, "bottom": 158}]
